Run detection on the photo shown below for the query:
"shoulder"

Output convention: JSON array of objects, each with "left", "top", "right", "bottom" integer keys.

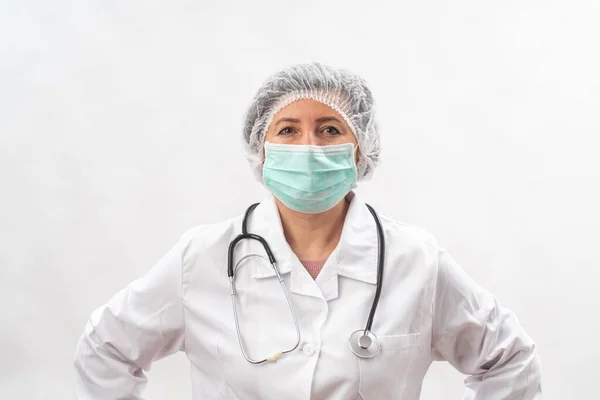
[
  {"left": 176, "top": 213, "right": 244, "bottom": 259},
  {"left": 372, "top": 209, "right": 444, "bottom": 282},
  {"left": 367, "top": 208, "right": 443, "bottom": 300},
  {"left": 377, "top": 210, "right": 440, "bottom": 252}
]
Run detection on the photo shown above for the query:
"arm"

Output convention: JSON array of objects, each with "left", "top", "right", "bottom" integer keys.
[
  {"left": 74, "top": 233, "right": 190, "bottom": 399},
  {"left": 431, "top": 246, "right": 542, "bottom": 399}
]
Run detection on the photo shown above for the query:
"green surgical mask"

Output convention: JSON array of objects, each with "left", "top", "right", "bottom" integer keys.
[{"left": 262, "top": 142, "right": 358, "bottom": 214}]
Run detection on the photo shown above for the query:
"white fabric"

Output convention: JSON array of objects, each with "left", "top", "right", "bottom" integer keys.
[
  {"left": 74, "top": 193, "right": 542, "bottom": 399},
  {"left": 242, "top": 62, "right": 380, "bottom": 182}
]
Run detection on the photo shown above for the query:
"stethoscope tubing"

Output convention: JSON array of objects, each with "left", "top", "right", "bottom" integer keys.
[
  {"left": 228, "top": 201, "right": 385, "bottom": 363},
  {"left": 363, "top": 204, "right": 385, "bottom": 333}
]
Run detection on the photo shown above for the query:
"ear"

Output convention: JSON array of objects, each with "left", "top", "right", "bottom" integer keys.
[{"left": 261, "top": 141, "right": 268, "bottom": 164}]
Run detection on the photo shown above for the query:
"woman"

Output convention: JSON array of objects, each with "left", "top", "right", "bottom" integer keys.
[{"left": 74, "top": 62, "right": 542, "bottom": 399}]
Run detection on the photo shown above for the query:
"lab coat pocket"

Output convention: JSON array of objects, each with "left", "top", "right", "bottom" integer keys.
[{"left": 358, "top": 332, "right": 420, "bottom": 400}]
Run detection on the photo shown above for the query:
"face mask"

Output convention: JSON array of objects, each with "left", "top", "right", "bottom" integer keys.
[{"left": 262, "top": 142, "right": 358, "bottom": 214}]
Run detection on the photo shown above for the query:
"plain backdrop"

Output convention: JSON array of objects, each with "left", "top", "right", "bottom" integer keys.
[{"left": 1, "top": 0, "right": 599, "bottom": 399}]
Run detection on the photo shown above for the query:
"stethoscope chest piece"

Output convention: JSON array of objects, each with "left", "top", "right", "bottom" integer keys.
[{"left": 348, "top": 329, "right": 380, "bottom": 358}]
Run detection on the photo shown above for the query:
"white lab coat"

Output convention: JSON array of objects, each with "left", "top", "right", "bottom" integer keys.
[{"left": 74, "top": 193, "right": 541, "bottom": 399}]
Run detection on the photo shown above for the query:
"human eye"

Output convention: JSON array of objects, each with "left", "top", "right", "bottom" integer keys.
[
  {"left": 277, "top": 127, "right": 296, "bottom": 136},
  {"left": 322, "top": 126, "right": 342, "bottom": 135}
]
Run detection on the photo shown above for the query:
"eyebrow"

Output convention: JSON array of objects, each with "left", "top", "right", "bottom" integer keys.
[
  {"left": 274, "top": 117, "right": 301, "bottom": 125},
  {"left": 315, "top": 116, "right": 343, "bottom": 124},
  {"left": 274, "top": 116, "right": 343, "bottom": 125}
]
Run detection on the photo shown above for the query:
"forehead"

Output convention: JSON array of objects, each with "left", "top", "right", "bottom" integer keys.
[{"left": 273, "top": 99, "right": 344, "bottom": 120}]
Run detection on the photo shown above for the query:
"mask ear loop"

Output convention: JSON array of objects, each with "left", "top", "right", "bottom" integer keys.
[
  {"left": 353, "top": 142, "right": 367, "bottom": 183},
  {"left": 353, "top": 143, "right": 361, "bottom": 164}
]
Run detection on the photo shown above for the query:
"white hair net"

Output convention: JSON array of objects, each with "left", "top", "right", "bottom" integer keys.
[{"left": 242, "top": 62, "right": 381, "bottom": 182}]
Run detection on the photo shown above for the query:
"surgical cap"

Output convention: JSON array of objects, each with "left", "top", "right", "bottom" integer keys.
[{"left": 242, "top": 62, "right": 381, "bottom": 182}]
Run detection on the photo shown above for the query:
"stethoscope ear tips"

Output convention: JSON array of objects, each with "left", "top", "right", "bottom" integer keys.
[{"left": 349, "top": 329, "right": 380, "bottom": 358}]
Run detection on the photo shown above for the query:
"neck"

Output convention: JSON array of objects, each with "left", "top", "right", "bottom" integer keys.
[{"left": 275, "top": 196, "right": 350, "bottom": 261}]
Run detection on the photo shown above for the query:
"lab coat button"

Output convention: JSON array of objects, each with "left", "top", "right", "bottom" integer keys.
[{"left": 302, "top": 343, "right": 317, "bottom": 356}]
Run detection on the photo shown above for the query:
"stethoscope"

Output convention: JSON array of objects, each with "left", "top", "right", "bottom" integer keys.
[{"left": 227, "top": 202, "right": 385, "bottom": 364}]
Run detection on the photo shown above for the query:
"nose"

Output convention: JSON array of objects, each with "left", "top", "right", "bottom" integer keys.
[{"left": 298, "top": 130, "right": 319, "bottom": 145}]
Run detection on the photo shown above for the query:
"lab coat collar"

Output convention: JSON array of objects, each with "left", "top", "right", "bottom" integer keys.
[
  {"left": 248, "top": 192, "right": 379, "bottom": 287},
  {"left": 336, "top": 192, "right": 379, "bottom": 285}
]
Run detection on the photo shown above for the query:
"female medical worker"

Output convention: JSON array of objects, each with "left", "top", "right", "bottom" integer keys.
[{"left": 74, "top": 62, "right": 542, "bottom": 399}]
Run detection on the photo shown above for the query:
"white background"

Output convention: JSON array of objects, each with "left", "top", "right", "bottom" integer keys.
[{"left": 1, "top": 0, "right": 599, "bottom": 398}]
